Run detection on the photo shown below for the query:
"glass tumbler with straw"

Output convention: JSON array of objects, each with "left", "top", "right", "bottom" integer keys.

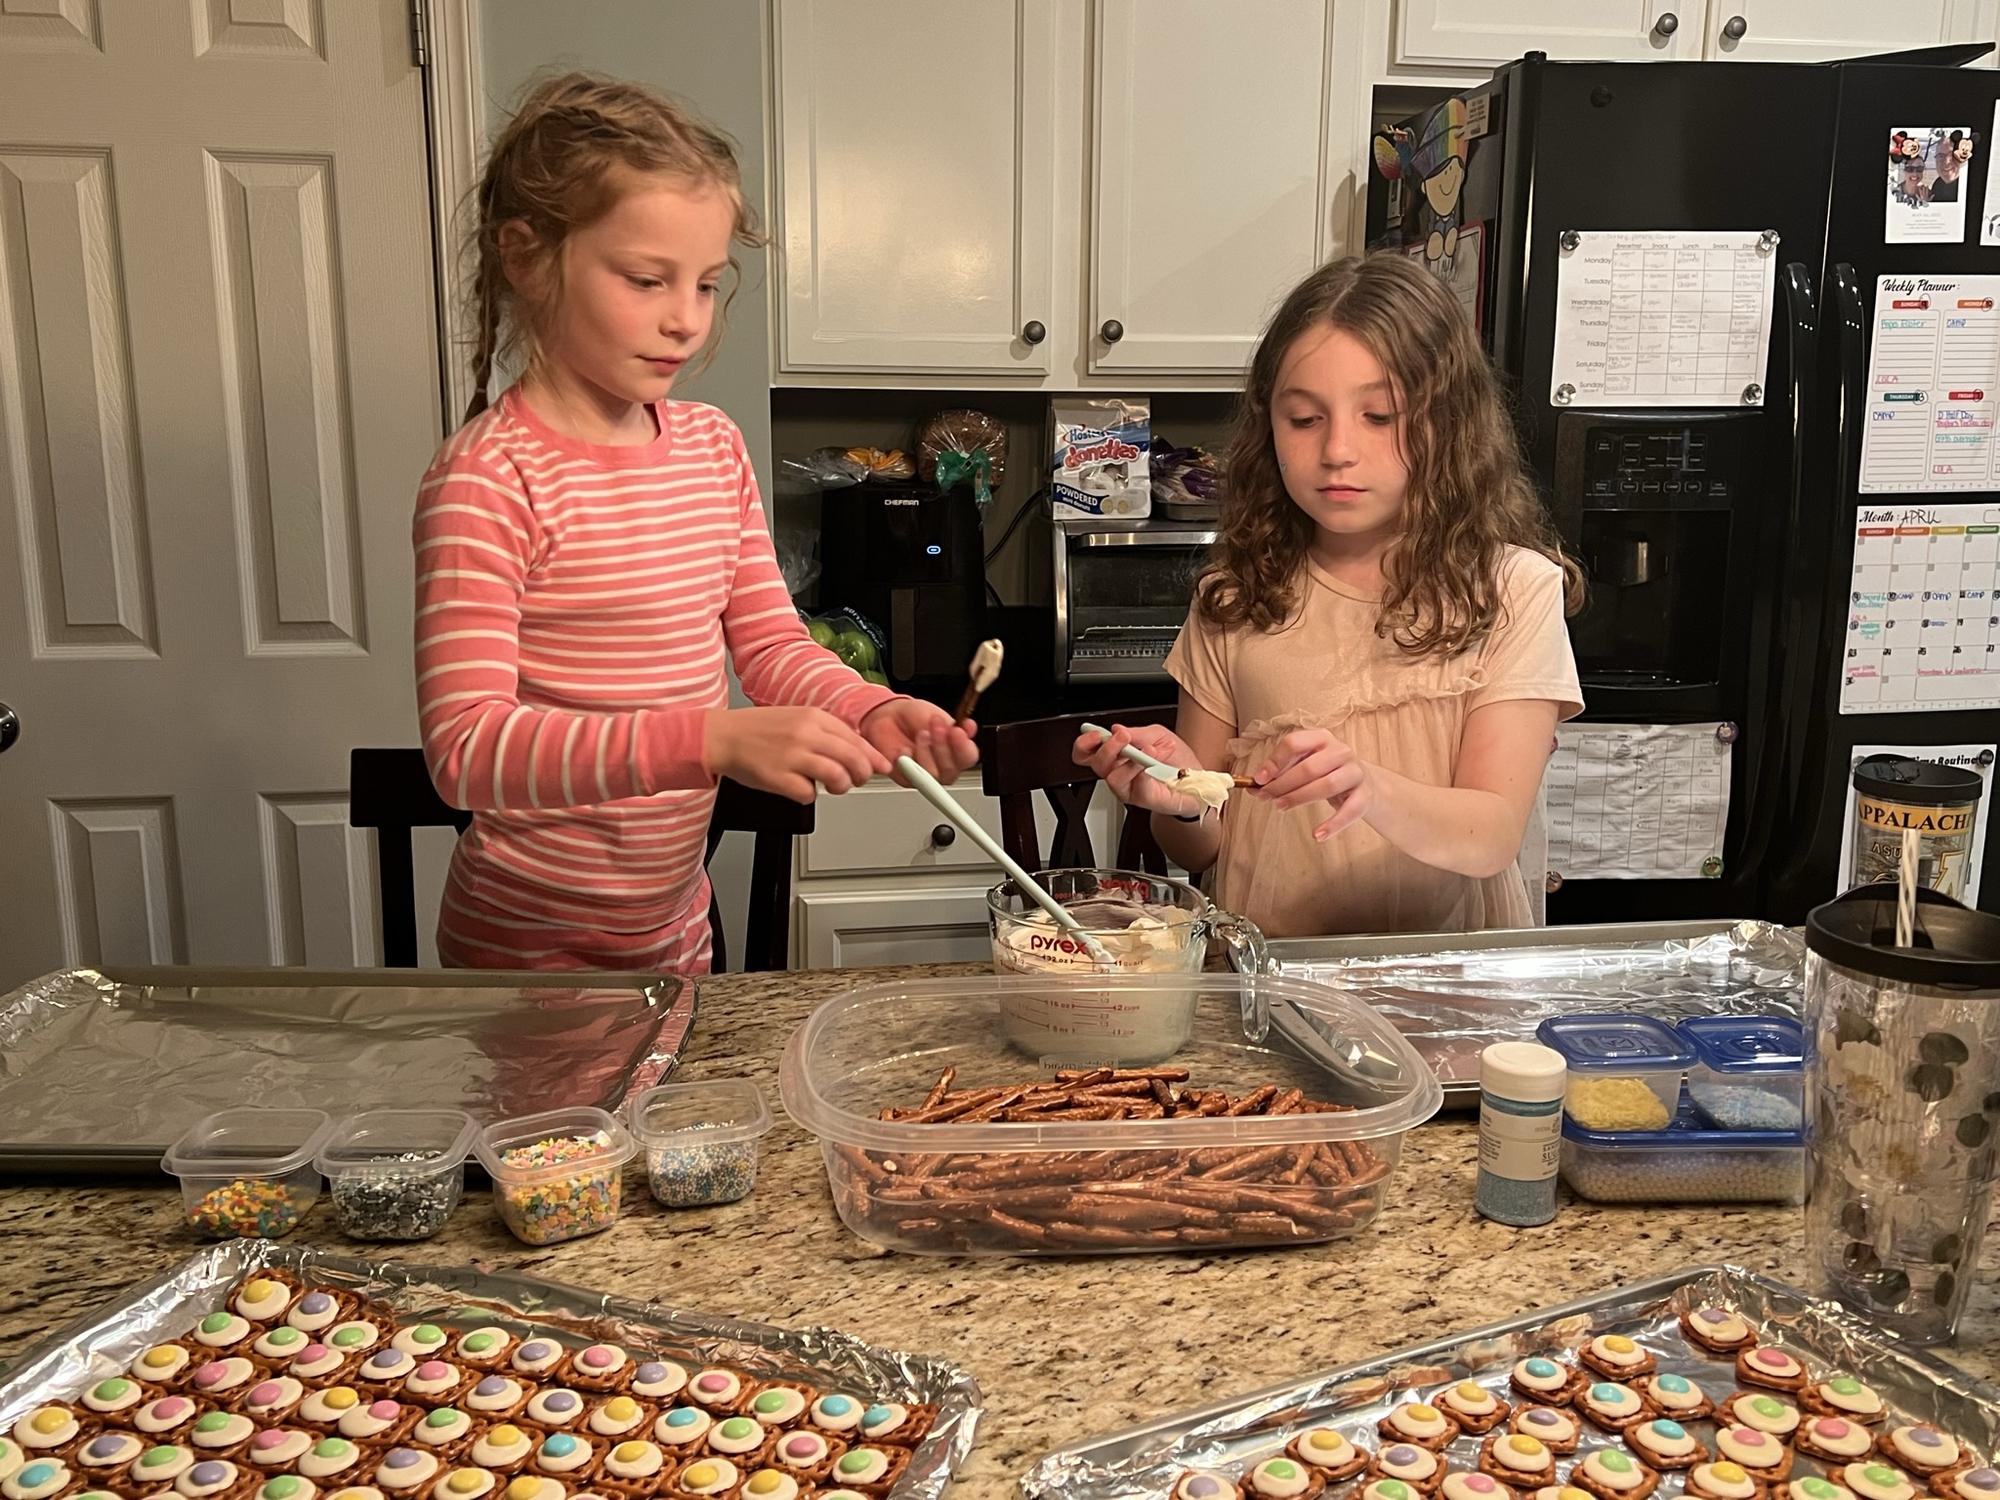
[{"left": 1802, "top": 828, "right": 2000, "bottom": 1344}]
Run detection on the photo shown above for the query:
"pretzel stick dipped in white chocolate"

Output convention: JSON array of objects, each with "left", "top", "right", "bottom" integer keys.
[{"left": 954, "top": 638, "right": 1004, "bottom": 725}]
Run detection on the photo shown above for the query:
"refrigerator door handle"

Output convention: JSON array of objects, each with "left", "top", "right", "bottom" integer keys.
[{"left": 1733, "top": 261, "right": 1819, "bottom": 889}]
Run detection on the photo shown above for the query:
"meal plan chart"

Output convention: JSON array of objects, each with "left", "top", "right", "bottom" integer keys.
[
  {"left": 1841, "top": 502, "right": 2000, "bottom": 714},
  {"left": 1860, "top": 274, "right": 2000, "bottom": 493}
]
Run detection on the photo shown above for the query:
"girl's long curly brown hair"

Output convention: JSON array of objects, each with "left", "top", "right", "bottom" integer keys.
[
  {"left": 1197, "top": 254, "right": 1582, "bottom": 655},
  {"left": 461, "top": 71, "right": 764, "bottom": 422}
]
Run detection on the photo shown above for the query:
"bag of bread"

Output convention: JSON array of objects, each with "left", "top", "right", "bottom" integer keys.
[{"left": 916, "top": 408, "right": 1007, "bottom": 504}]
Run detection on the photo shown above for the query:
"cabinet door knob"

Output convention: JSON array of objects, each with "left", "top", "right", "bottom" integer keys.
[
  {"left": 1651, "top": 11, "right": 1678, "bottom": 37},
  {"left": 1721, "top": 13, "right": 1747, "bottom": 39},
  {"left": 1021, "top": 319, "right": 1047, "bottom": 345},
  {"left": 1100, "top": 318, "right": 1124, "bottom": 344},
  {"left": 0, "top": 701, "right": 17, "bottom": 754},
  {"left": 929, "top": 823, "right": 956, "bottom": 849}
]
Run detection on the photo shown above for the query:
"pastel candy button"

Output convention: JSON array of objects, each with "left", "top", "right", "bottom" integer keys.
[
  {"left": 1264, "top": 1462, "right": 1300, "bottom": 1481},
  {"left": 1713, "top": 1465, "right": 1749, "bottom": 1484},
  {"left": 1817, "top": 1420, "right": 1852, "bottom": 1438},
  {"left": 200, "top": 1314, "right": 232, "bottom": 1335},
  {"left": 313, "top": 1440, "right": 350, "bottom": 1459},
  {"left": 1526, "top": 1410, "right": 1561, "bottom": 1427},
  {"left": 368, "top": 1402, "right": 400, "bottom": 1420},
  {"left": 324, "top": 1389, "right": 358, "bottom": 1411},
  {"left": 543, "top": 1393, "right": 577, "bottom": 1413},
  {"left": 613, "top": 1444, "right": 647, "bottom": 1463},
  {"left": 517, "top": 1343, "right": 551, "bottom": 1362},
  {"left": 1658, "top": 1375, "right": 1691, "bottom": 1393},
  {"left": 93, "top": 1379, "right": 130, "bottom": 1401},
  {"left": 383, "top": 1451, "right": 421, "bottom": 1471},
  {"left": 745, "top": 1478, "right": 785, "bottom": 1498},
  {"left": 1652, "top": 1421, "right": 1686, "bottom": 1440},
  {"left": 1964, "top": 1472, "right": 2000, "bottom": 1490},
  {"left": 663, "top": 1410, "right": 698, "bottom": 1429},
  {"left": 1184, "top": 1482, "right": 1225, "bottom": 1500},
  {"left": 1831, "top": 1379, "right": 1864, "bottom": 1396},
  {"left": 541, "top": 1436, "right": 577, "bottom": 1459},
  {"left": 1603, "top": 1336, "right": 1637, "bottom": 1354},
  {"left": 1732, "top": 1429, "right": 1769, "bottom": 1447},
  {"left": 412, "top": 1326, "right": 444, "bottom": 1346},
  {"left": 1752, "top": 1398, "right": 1786, "bottom": 1418},
  {"left": 85, "top": 1437, "right": 124, "bottom": 1459},
  {"left": 1802, "top": 1483, "right": 1840, "bottom": 1500},
  {"left": 416, "top": 1362, "right": 450, "bottom": 1381},
  {"left": 299, "top": 1294, "right": 334, "bottom": 1314},
  {"left": 141, "top": 1448, "right": 180, "bottom": 1469},
  {"left": 1591, "top": 1384, "right": 1625, "bottom": 1402},
  {"left": 195, "top": 1414, "right": 230, "bottom": 1434},
  {"left": 1525, "top": 1359, "right": 1559, "bottom": 1378},
  {"left": 190, "top": 1462, "right": 229, "bottom": 1486},
  {"left": 1463, "top": 1479, "right": 1499, "bottom": 1495},
  {"left": 696, "top": 1375, "right": 730, "bottom": 1394},
  {"left": 251, "top": 1433, "right": 287, "bottom": 1453},
  {"left": 1911, "top": 1429, "right": 1947, "bottom": 1448},
  {"left": 1386, "top": 1447, "right": 1420, "bottom": 1465},
  {"left": 1407, "top": 1405, "right": 1439, "bottom": 1422},
  {"left": 1508, "top": 1436, "right": 1545, "bottom": 1456},
  {"left": 447, "top": 1475, "right": 484, "bottom": 1495},
  {"left": 249, "top": 1383, "right": 282, "bottom": 1406},
  {"left": 718, "top": 1420, "right": 755, "bottom": 1440},
  {"left": 506, "top": 1482, "right": 540, "bottom": 1500},
  {"left": 1865, "top": 1467, "right": 1902, "bottom": 1486},
  {"left": 1378, "top": 1485, "right": 1411, "bottom": 1500},
  {"left": 1455, "top": 1382, "right": 1486, "bottom": 1401},
  {"left": 1305, "top": 1431, "right": 1346, "bottom": 1454},
  {"left": 635, "top": 1364, "right": 667, "bottom": 1385},
  {"left": 1599, "top": 1453, "right": 1635, "bottom": 1474},
  {"left": 473, "top": 1378, "right": 506, "bottom": 1397},
  {"left": 488, "top": 1428, "right": 524, "bottom": 1448},
  {"left": 782, "top": 1437, "right": 819, "bottom": 1459},
  {"left": 580, "top": 1347, "right": 614, "bottom": 1369},
  {"left": 265, "top": 1480, "right": 303, "bottom": 1500},
  {"left": 1754, "top": 1348, "right": 1791, "bottom": 1368},
  {"left": 684, "top": 1465, "right": 722, "bottom": 1487},
  {"left": 603, "top": 1398, "right": 638, "bottom": 1421}
]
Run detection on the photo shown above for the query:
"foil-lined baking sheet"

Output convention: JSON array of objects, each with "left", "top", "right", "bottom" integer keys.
[
  {"left": 0, "top": 1242, "right": 979, "bottom": 1500},
  {"left": 0, "top": 966, "right": 694, "bottom": 1174},
  {"left": 1247, "top": 921, "right": 1804, "bottom": 1097},
  {"left": 1023, "top": 1263, "right": 1999, "bottom": 1499}
]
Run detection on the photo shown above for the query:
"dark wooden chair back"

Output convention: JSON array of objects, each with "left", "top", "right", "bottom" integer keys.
[
  {"left": 977, "top": 707, "right": 1178, "bottom": 875},
  {"left": 348, "top": 748, "right": 811, "bottom": 972}
]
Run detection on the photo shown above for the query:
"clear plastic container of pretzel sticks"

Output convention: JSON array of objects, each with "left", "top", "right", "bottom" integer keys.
[
  {"left": 472, "top": 1106, "right": 636, "bottom": 1246},
  {"left": 626, "top": 1079, "right": 773, "bottom": 1208},
  {"left": 779, "top": 972, "right": 1442, "bottom": 1256}
]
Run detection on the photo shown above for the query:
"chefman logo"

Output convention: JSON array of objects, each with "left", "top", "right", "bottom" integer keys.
[{"left": 1062, "top": 432, "right": 1142, "bottom": 469}]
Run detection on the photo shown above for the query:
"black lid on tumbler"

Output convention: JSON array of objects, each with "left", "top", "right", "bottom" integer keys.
[
  {"left": 1851, "top": 755, "right": 1985, "bottom": 807},
  {"left": 1806, "top": 884, "right": 2000, "bottom": 988}
]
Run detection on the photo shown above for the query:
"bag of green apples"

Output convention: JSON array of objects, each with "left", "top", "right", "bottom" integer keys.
[{"left": 803, "top": 606, "right": 889, "bottom": 687}]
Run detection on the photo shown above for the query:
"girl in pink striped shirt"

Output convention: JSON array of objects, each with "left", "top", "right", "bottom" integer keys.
[{"left": 414, "top": 74, "right": 976, "bottom": 973}]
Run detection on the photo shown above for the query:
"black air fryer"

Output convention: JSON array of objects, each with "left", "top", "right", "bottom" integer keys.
[{"left": 818, "top": 485, "right": 986, "bottom": 686}]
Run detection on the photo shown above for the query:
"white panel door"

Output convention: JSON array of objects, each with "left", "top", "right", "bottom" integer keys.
[
  {"left": 0, "top": 0, "right": 442, "bottom": 987},
  {"left": 1706, "top": 1, "right": 1993, "bottom": 61},
  {"left": 1396, "top": 0, "right": 1696, "bottom": 66},
  {"left": 798, "top": 885, "right": 1000, "bottom": 969},
  {"left": 772, "top": 0, "right": 1058, "bottom": 374},
  {"left": 1088, "top": 0, "right": 1338, "bottom": 377}
]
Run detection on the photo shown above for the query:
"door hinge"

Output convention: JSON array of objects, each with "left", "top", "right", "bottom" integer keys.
[{"left": 408, "top": 0, "right": 429, "bottom": 68}]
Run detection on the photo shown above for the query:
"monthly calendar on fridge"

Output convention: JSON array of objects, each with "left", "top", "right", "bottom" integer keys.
[
  {"left": 1860, "top": 273, "right": 2000, "bottom": 493},
  {"left": 1841, "top": 501, "right": 2000, "bottom": 714}
]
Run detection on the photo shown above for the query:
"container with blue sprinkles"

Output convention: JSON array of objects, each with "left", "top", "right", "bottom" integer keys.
[{"left": 626, "top": 1080, "right": 772, "bottom": 1208}]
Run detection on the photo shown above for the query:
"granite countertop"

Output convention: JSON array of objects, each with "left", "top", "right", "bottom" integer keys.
[{"left": 2, "top": 962, "right": 1998, "bottom": 1500}]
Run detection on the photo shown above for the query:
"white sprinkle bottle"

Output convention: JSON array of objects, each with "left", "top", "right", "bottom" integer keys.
[{"left": 1476, "top": 1041, "right": 1566, "bottom": 1226}]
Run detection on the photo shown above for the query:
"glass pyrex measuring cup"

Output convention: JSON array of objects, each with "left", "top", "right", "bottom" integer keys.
[{"left": 987, "top": 867, "right": 1269, "bottom": 1064}]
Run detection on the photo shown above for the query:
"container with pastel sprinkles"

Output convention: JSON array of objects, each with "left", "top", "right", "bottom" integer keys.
[
  {"left": 625, "top": 1081, "right": 772, "bottom": 1210},
  {"left": 472, "top": 1109, "right": 635, "bottom": 1247},
  {"left": 161, "top": 1110, "right": 334, "bottom": 1240}
]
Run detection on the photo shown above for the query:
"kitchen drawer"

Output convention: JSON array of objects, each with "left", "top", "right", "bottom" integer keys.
[
  {"left": 801, "top": 780, "right": 1116, "bottom": 879},
  {"left": 796, "top": 884, "right": 1000, "bottom": 969}
]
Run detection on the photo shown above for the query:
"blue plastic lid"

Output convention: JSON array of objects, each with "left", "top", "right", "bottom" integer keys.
[
  {"left": 1562, "top": 1098, "right": 1802, "bottom": 1149},
  {"left": 1534, "top": 1013, "right": 1694, "bottom": 1072},
  {"left": 1677, "top": 1015, "right": 1804, "bottom": 1073}
]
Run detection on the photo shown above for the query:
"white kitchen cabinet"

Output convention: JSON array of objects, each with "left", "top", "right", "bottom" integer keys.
[
  {"left": 790, "top": 779, "right": 1120, "bottom": 967},
  {"left": 770, "top": 0, "right": 1058, "bottom": 375},
  {"left": 1395, "top": 0, "right": 1694, "bottom": 66},
  {"left": 796, "top": 884, "right": 1000, "bottom": 968},
  {"left": 1701, "top": 1, "right": 1998, "bottom": 62},
  {"left": 1088, "top": 0, "right": 1338, "bottom": 377},
  {"left": 768, "top": 0, "right": 1344, "bottom": 385}
]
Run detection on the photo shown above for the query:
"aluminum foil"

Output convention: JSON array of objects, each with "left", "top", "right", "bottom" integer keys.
[
  {"left": 0, "top": 967, "right": 695, "bottom": 1172},
  {"left": 1022, "top": 1263, "right": 2000, "bottom": 1499},
  {"left": 0, "top": 1242, "right": 979, "bottom": 1500},
  {"left": 1254, "top": 922, "right": 1805, "bottom": 1096}
]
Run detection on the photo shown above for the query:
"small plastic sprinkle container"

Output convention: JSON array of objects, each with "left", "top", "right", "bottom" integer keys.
[
  {"left": 162, "top": 1108, "right": 333, "bottom": 1239},
  {"left": 473, "top": 1107, "right": 635, "bottom": 1245},
  {"left": 1535, "top": 1013, "right": 1693, "bottom": 1132},
  {"left": 1561, "top": 1099, "right": 1804, "bottom": 1204},
  {"left": 626, "top": 1080, "right": 772, "bottom": 1208},
  {"left": 1677, "top": 1015, "right": 1805, "bottom": 1133},
  {"left": 317, "top": 1108, "right": 478, "bottom": 1241}
]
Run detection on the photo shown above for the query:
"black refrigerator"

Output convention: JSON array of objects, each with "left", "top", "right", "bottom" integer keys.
[{"left": 1373, "top": 49, "right": 2000, "bottom": 923}]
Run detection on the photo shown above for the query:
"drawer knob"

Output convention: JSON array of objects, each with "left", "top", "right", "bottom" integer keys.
[
  {"left": 1651, "top": 11, "right": 1678, "bottom": 37},
  {"left": 929, "top": 823, "right": 957, "bottom": 849},
  {"left": 1022, "top": 319, "right": 1047, "bottom": 345},
  {"left": 1100, "top": 318, "right": 1125, "bottom": 344},
  {"left": 1721, "top": 13, "right": 1746, "bottom": 39}
]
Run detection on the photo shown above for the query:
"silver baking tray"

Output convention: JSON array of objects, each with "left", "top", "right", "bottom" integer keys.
[
  {"left": 1240, "top": 921, "right": 1804, "bottom": 1102},
  {"left": 0, "top": 1242, "right": 979, "bottom": 1500},
  {"left": 1022, "top": 1262, "right": 2000, "bottom": 1499},
  {"left": 0, "top": 966, "right": 695, "bottom": 1177}
]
